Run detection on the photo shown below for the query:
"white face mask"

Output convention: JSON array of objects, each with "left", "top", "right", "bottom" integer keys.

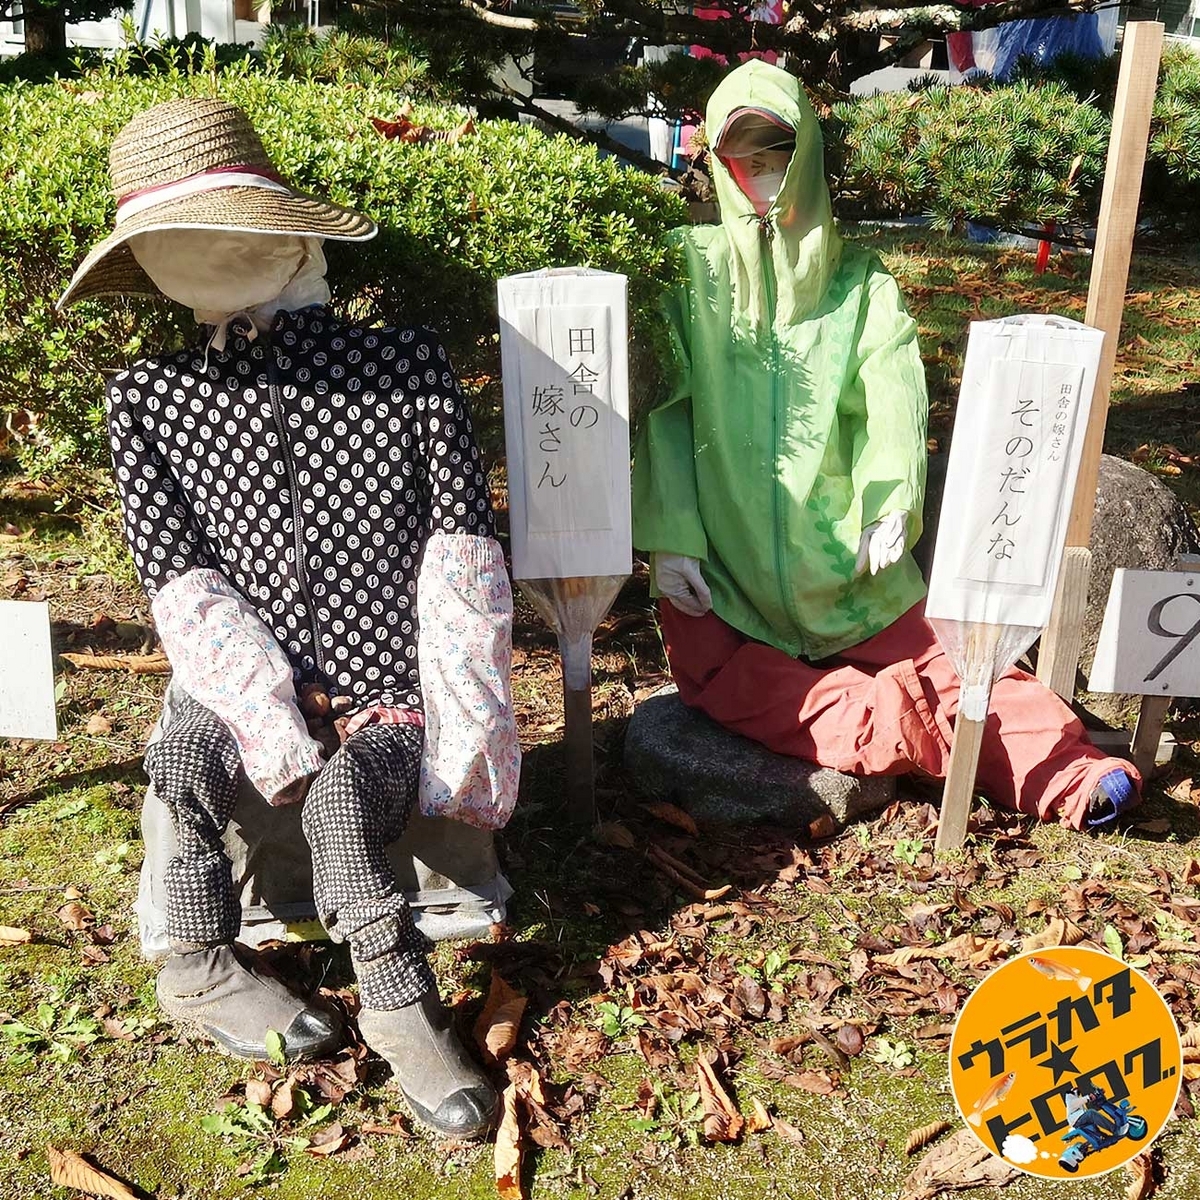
[
  {"left": 129, "top": 228, "right": 310, "bottom": 315},
  {"left": 740, "top": 168, "right": 788, "bottom": 214}
]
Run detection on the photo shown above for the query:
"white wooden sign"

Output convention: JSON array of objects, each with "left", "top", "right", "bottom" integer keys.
[
  {"left": 0, "top": 600, "right": 58, "bottom": 739},
  {"left": 1089, "top": 569, "right": 1200, "bottom": 696},
  {"left": 498, "top": 269, "right": 632, "bottom": 581},
  {"left": 926, "top": 316, "right": 1104, "bottom": 628}
]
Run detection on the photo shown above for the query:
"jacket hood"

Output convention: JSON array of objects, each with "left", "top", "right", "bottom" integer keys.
[{"left": 706, "top": 60, "right": 842, "bottom": 328}]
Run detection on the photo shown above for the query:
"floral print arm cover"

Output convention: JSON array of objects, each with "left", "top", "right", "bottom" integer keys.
[
  {"left": 416, "top": 532, "right": 520, "bottom": 830},
  {"left": 151, "top": 568, "right": 325, "bottom": 804}
]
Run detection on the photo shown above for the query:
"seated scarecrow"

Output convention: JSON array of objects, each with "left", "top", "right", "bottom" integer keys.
[
  {"left": 632, "top": 60, "right": 1139, "bottom": 831},
  {"left": 58, "top": 98, "right": 520, "bottom": 1140}
]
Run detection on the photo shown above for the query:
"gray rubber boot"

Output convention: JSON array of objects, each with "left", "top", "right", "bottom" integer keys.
[
  {"left": 156, "top": 944, "right": 342, "bottom": 1062},
  {"left": 358, "top": 988, "right": 498, "bottom": 1140}
]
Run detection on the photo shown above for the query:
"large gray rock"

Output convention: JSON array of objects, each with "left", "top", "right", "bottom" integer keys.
[
  {"left": 625, "top": 688, "right": 895, "bottom": 826},
  {"left": 919, "top": 452, "right": 1200, "bottom": 724}
]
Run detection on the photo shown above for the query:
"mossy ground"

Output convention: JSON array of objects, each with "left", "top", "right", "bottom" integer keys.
[{"left": 2, "top": 232, "right": 1200, "bottom": 1199}]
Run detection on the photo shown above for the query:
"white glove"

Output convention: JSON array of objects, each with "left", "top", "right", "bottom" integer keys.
[
  {"left": 653, "top": 553, "right": 713, "bottom": 617},
  {"left": 855, "top": 511, "right": 909, "bottom": 577}
]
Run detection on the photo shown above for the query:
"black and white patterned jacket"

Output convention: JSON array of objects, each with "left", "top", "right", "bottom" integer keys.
[{"left": 107, "top": 306, "right": 519, "bottom": 824}]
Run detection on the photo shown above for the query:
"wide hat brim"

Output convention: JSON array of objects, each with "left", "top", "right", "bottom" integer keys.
[{"left": 57, "top": 184, "right": 377, "bottom": 310}]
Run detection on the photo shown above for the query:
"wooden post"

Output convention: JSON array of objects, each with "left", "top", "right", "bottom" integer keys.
[
  {"left": 937, "top": 623, "right": 1001, "bottom": 852},
  {"left": 1037, "top": 21, "right": 1164, "bottom": 698},
  {"left": 561, "top": 653, "right": 596, "bottom": 824},
  {"left": 936, "top": 709, "right": 987, "bottom": 852},
  {"left": 1130, "top": 694, "right": 1172, "bottom": 780}
]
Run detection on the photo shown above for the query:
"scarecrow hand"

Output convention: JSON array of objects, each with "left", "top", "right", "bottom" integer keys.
[
  {"left": 654, "top": 553, "right": 712, "bottom": 618},
  {"left": 855, "top": 511, "right": 908, "bottom": 577}
]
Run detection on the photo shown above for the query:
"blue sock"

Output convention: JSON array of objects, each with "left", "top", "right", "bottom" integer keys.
[{"left": 1087, "top": 770, "right": 1137, "bottom": 827}]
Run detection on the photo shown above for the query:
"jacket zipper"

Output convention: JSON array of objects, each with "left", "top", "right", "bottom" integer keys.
[
  {"left": 266, "top": 340, "right": 326, "bottom": 680},
  {"left": 762, "top": 243, "right": 795, "bottom": 653}
]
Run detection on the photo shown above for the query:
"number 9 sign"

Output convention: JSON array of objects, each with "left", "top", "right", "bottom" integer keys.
[{"left": 1089, "top": 568, "right": 1200, "bottom": 697}]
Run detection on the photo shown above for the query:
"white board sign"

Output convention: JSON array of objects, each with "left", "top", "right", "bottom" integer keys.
[
  {"left": 498, "top": 269, "right": 632, "bottom": 580},
  {"left": 1089, "top": 569, "right": 1200, "bottom": 696},
  {"left": 0, "top": 600, "right": 58, "bottom": 740},
  {"left": 926, "top": 316, "right": 1104, "bottom": 628}
]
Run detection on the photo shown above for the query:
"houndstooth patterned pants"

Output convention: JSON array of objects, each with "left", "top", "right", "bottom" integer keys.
[{"left": 144, "top": 694, "right": 436, "bottom": 1009}]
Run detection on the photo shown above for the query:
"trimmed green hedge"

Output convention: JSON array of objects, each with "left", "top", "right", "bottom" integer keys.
[{"left": 0, "top": 56, "right": 685, "bottom": 467}]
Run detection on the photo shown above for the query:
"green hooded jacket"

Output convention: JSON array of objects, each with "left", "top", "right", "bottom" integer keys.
[{"left": 632, "top": 59, "right": 929, "bottom": 661}]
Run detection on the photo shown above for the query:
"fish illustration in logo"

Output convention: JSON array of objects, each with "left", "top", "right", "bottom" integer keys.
[
  {"left": 967, "top": 1072, "right": 1017, "bottom": 1127},
  {"left": 1028, "top": 955, "right": 1092, "bottom": 994}
]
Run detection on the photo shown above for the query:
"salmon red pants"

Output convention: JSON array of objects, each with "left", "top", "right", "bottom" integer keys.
[{"left": 658, "top": 599, "right": 1141, "bottom": 829}]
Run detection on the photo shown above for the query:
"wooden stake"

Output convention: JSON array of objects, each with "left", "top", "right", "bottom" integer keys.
[
  {"left": 937, "top": 623, "right": 1001, "bottom": 852},
  {"left": 1130, "top": 694, "right": 1172, "bottom": 780},
  {"left": 936, "top": 711, "right": 987, "bottom": 852},
  {"left": 1038, "top": 21, "right": 1164, "bottom": 697},
  {"left": 1037, "top": 546, "right": 1091, "bottom": 700},
  {"left": 562, "top": 668, "right": 596, "bottom": 824}
]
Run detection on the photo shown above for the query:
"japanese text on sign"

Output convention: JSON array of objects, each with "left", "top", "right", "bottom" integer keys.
[
  {"left": 959, "top": 360, "right": 1085, "bottom": 590},
  {"left": 950, "top": 948, "right": 1180, "bottom": 1179},
  {"left": 518, "top": 305, "right": 612, "bottom": 535}
]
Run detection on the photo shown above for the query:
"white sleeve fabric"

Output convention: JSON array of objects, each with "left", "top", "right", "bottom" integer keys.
[
  {"left": 151, "top": 568, "right": 325, "bottom": 803},
  {"left": 416, "top": 532, "right": 521, "bottom": 830}
]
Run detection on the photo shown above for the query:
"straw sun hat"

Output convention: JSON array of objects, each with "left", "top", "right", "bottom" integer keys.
[{"left": 58, "top": 96, "right": 376, "bottom": 309}]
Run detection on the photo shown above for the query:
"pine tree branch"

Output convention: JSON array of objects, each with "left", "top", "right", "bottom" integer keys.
[
  {"left": 492, "top": 81, "right": 684, "bottom": 180},
  {"left": 459, "top": 0, "right": 545, "bottom": 32},
  {"left": 837, "top": 0, "right": 1091, "bottom": 35}
]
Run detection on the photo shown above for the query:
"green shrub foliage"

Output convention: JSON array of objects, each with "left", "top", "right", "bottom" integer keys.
[
  {"left": 830, "top": 48, "right": 1200, "bottom": 234},
  {"left": 0, "top": 52, "right": 685, "bottom": 467},
  {"left": 830, "top": 80, "right": 1110, "bottom": 229},
  {"left": 6, "top": 43, "right": 1200, "bottom": 467}
]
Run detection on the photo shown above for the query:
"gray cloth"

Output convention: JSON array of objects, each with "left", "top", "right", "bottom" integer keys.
[{"left": 135, "top": 683, "right": 511, "bottom": 958}]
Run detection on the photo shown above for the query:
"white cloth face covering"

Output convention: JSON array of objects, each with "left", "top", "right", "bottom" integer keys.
[
  {"left": 130, "top": 228, "right": 309, "bottom": 313},
  {"left": 740, "top": 168, "right": 788, "bottom": 211}
]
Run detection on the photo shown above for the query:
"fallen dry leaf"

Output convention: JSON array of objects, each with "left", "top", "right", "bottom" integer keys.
[
  {"left": 835, "top": 1024, "right": 865, "bottom": 1057},
  {"left": 270, "top": 1078, "right": 299, "bottom": 1120},
  {"left": 244, "top": 1078, "right": 273, "bottom": 1108},
  {"left": 745, "top": 1096, "right": 772, "bottom": 1134},
  {"left": 696, "top": 1054, "right": 743, "bottom": 1143},
  {"left": 770, "top": 1113, "right": 805, "bottom": 1145},
  {"left": 594, "top": 821, "right": 636, "bottom": 850},
  {"left": 495, "top": 1082, "right": 524, "bottom": 1200},
  {"left": 1181, "top": 1025, "right": 1200, "bottom": 1049},
  {"left": 47, "top": 1146, "right": 138, "bottom": 1200},
  {"left": 1125, "top": 1151, "right": 1156, "bottom": 1200},
  {"left": 360, "top": 1114, "right": 415, "bottom": 1138},
  {"left": 473, "top": 973, "right": 527, "bottom": 1065},
  {"left": 1020, "top": 916, "right": 1085, "bottom": 953},
  {"left": 641, "top": 800, "right": 699, "bottom": 837},
  {"left": 877, "top": 933, "right": 1006, "bottom": 970},
  {"left": 305, "top": 1122, "right": 349, "bottom": 1157},
  {"left": 781, "top": 1070, "right": 840, "bottom": 1095},
  {"left": 60, "top": 651, "right": 171, "bottom": 675},
  {"left": 56, "top": 900, "right": 95, "bottom": 931},
  {"left": 84, "top": 714, "right": 112, "bottom": 736},
  {"left": 901, "top": 1128, "right": 1019, "bottom": 1200},
  {"left": 904, "top": 1119, "right": 953, "bottom": 1156},
  {"left": 0, "top": 926, "right": 32, "bottom": 945}
]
